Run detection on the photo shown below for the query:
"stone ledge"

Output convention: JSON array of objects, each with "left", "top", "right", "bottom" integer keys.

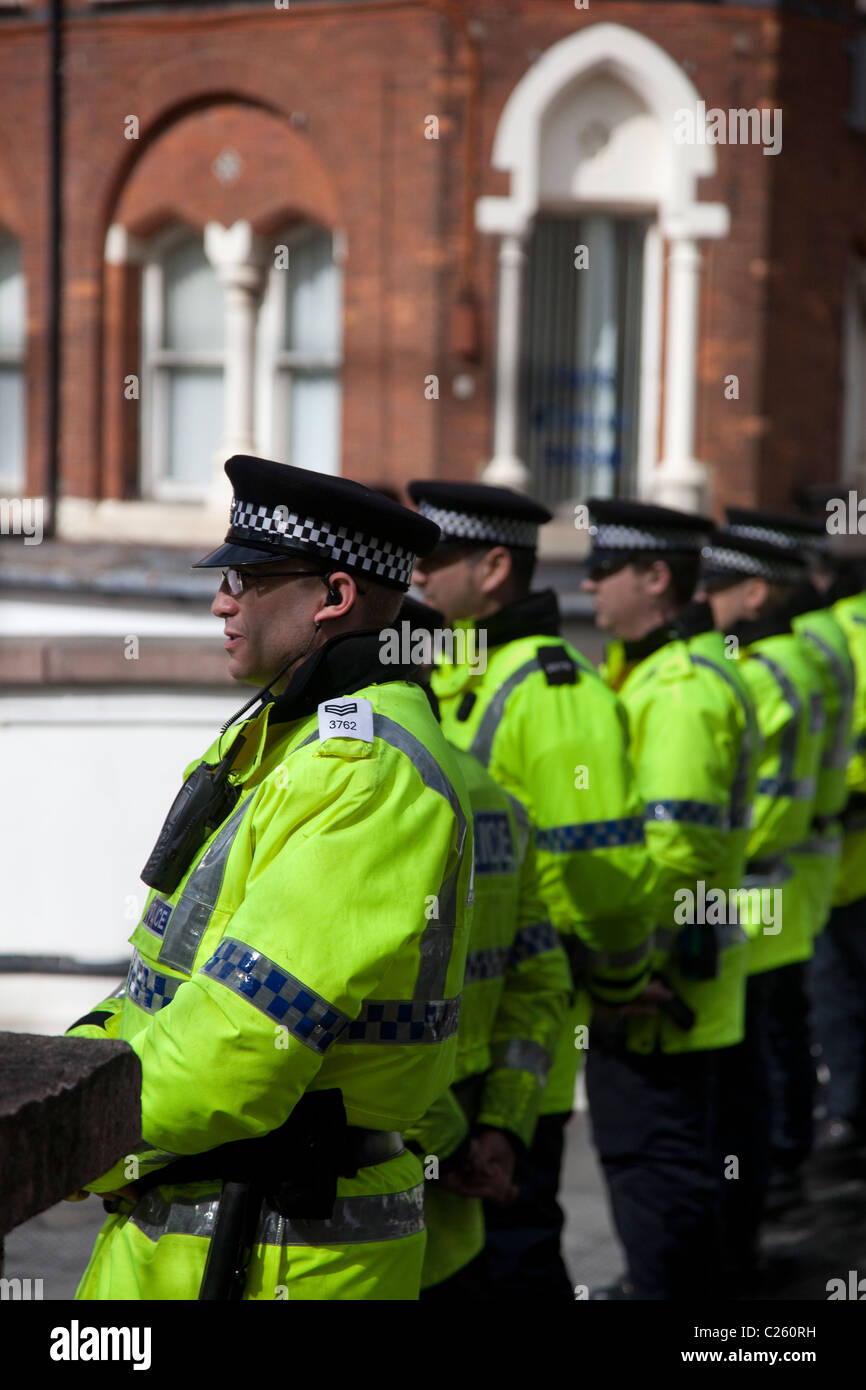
[
  {"left": 0, "top": 1032, "right": 142, "bottom": 1236},
  {"left": 0, "top": 636, "right": 235, "bottom": 687}
]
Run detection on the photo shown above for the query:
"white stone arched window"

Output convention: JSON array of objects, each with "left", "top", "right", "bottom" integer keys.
[
  {"left": 477, "top": 22, "right": 730, "bottom": 512},
  {"left": 256, "top": 224, "right": 344, "bottom": 476},
  {"left": 135, "top": 219, "right": 344, "bottom": 506},
  {"left": 0, "top": 230, "right": 26, "bottom": 491},
  {"left": 140, "top": 226, "right": 226, "bottom": 500}
]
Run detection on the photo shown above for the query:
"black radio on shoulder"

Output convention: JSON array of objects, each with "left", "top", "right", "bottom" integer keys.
[{"left": 140, "top": 739, "right": 245, "bottom": 895}]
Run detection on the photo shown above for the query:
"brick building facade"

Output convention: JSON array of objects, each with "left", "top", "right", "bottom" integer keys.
[{"left": 0, "top": 0, "right": 864, "bottom": 540}]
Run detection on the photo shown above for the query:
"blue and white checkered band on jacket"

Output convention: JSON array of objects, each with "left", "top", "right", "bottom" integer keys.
[
  {"left": 727, "top": 521, "right": 824, "bottom": 553},
  {"left": 589, "top": 521, "right": 709, "bottom": 553},
  {"left": 417, "top": 502, "right": 539, "bottom": 550},
  {"left": 700, "top": 544, "right": 804, "bottom": 585},
  {"left": 228, "top": 497, "right": 416, "bottom": 587}
]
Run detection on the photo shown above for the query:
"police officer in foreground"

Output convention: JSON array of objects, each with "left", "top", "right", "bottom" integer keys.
[
  {"left": 580, "top": 500, "right": 759, "bottom": 1301},
  {"left": 65, "top": 456, "right": 473, "bottom": 1301},
  {"left": 408, "top": 480, "right": 656, "bottom": 1299}
]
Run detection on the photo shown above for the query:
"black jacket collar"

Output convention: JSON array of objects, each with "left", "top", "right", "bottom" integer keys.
[
  {"left": 478, "top": 589, "right": 561, "bottom": 648},
  {"left": 730, "top": 609, "right": 793, "bottom": 646},
  {"left": 620, "top": 601, "right": 714, "bottom": 664},
  {"left": 267, "top": 629, "right": 419, "bottom": 725}
]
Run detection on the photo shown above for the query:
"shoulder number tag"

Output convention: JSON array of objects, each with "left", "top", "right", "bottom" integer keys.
[{"left": 317, "top": 697, "right": 374, "bottom": 744}]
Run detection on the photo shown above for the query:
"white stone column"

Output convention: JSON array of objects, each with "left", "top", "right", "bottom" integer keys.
[
  {"left": 654, "top": 231, "right": 707, "bottom": 513},
  {"left": 481, "top": 233, "right": 531, "bottom": 492},
  {"left": 204, "top": 220, "right": 266, "bottom": 507}
]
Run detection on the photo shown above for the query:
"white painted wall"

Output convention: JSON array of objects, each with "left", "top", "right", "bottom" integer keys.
[
  {"left": 0, "top": 597, "right": 217, "bottom": 637},
  {"left": 0, "top": 690, "right": 239, "bottom": 982}
]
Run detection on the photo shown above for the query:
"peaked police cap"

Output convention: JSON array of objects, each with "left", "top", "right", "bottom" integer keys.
[
  {"left": 724, "top": 507, "right": 830, "bottom": 555},
  {"left": 195, "top": 456, "right": 440, "bottom": 591},
  {"left": 586, "top": 498, "right": 713, "bottom": 569},
  {"left": 407, "top": 480, "right": 552, "bottom": 552},
  {"left": 700, "top": 526, "right": 809, "bottom": 589}
]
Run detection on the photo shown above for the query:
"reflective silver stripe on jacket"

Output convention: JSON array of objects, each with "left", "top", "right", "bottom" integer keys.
[
  {"left": 157, "top": 795, "right": 254, "bottom": 974},
  {"left": 742, "top": 857, "right": 793, "bottom": 888},
  {"left": 294, "top": 714, "right": 468, "bottom": 1002},
  {"left": 756, "top": 775, "right": 816, "bottom": 799},
  {"left": 129, "top": 1184, "right": 425, "bottom": 1247},
  {"left": 509, "top": 920, "right": 559, "bottom": 965},
  {"left": 468, "top": 659, "right": 541, "bottom": 768},
  {"left": 691, "top": 654, "right": 756, "bottom": 830},
  {"left": 749, "top": 652, "right": 814, "bottom": 803},
  {"left": 199, "top": 937, "right": 350, "bottom": 1054},
  {"left": 800, "top": 626, "right": 856, "bottom": 771},
  {"left": 645, "top": 800, "right": 727, "bottom": 829},
  {"left": 536, "top": 818, "right": 645, "bottom": 852},
  {"left": 490, "top": 1038, "right": 551, "bottom": 1085},
  {"left": 126, "top": 949, "right": 184, "bottom": 1014},
  {"left": 464, "top": 946, "right": 509, "bottom": 984},
  {"left": 787, "top": 830, "right": 844, "bottom": 857},
  {"left": 506, "top": 792, "right": 531, "bottom": 864},
  {"left": 340, "top": 996, "right": 461, "bottom": 1044},
  {"left": 373, "top": 714, "right": 468, "bottom": 1001}
]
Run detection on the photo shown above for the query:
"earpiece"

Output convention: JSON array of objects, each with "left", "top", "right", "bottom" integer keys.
[{"left": 326, "top": 587, "right": 340, "bottom": 606}]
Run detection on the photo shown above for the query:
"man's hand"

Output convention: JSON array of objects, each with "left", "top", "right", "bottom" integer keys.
[
  {"left": 592, "top": 976, "right": 674, "bottom": 1020},
  {"left": 440, "top": 1130, "right": 518, "bottom": 1205}
]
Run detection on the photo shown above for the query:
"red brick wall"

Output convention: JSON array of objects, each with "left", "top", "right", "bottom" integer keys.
[{"left": 0, "top": 1, "right": 861, "bottom": 519}]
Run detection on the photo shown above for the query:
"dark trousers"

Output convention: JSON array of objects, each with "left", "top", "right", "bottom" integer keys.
[
  {"left": 715, "top": 973, "right": 772, "bottom": 1281},
  {"left": 419, "top": 1249, "right": 493, "bottom": 1301},
  {"left": 763, "top": 961, "right": 815, "bottom": 1170},
  {"left": 483, "top": 1112, "right": 575, "bottom": 1300},
  {"left": 809, "top": 895, "right": 866, "bottom": 1130},
  {"left": 586, "top": 1041, "right": 722, "bottom": 1301}
]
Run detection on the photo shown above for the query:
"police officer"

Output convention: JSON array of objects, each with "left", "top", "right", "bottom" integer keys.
[
  {"left": 408, "top": 480, "right": 656, "bottom": 1299},
  {"left": 723, "top": 510, "right": 856, "bottom": 1205},
  {"left": 65, "top": 456, "right": 473, "bottom": 1301},
  {"left": 398, "top": 599, "right": 571, "bottom": 1299},
  {"left": 580, "top": 499, "right": 759, "bottom": 1301},
  {"left": 700, "top": 525, "right": 825, "bottom": 1287},
  {"left": 814, "top": 557, "right": 866, "bottom": 1162}
]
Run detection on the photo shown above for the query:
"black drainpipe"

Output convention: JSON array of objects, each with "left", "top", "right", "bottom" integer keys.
[{"left": 44, "top": 0, "right": 63, "bottom": 539}]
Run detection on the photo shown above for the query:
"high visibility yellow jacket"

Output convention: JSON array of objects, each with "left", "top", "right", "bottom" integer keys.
[
  {"left": 832, "top": 591, "right": 866, "bottom": 906},
  {"left": 602, "top": 608, "right": 759, "bottom": 1053},
  {"left": 408, "top": 746, "right": 570, "bottom": 1289},
  {"left": 432, "top": 590, "right": 656, "bottom": 1112},
  {"left": 66, "top": 633, "right": 473, "bottom": 1301},
  {"left": 787, "top": 591, "right": 856, "bottom": 933},
  {"left": 728, "top": 616, "right": 825, "bottom": 975}
]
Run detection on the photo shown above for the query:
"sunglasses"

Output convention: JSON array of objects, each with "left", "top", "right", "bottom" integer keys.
[{"left": 220, "top": 567, "right": 325, "bottom": 597}]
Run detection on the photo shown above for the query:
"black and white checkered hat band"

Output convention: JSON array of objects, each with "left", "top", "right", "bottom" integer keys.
[
  {"left": 418, "top": 502, "right": 539, "bottom": 549},
  {"left": 728, "top": 523, "right": 801, "bottom": 550},
  {"left": 229, "top": 498, "right": 415, "bottom": 587},
  {"left": 590, "top": 522, "right": 709, "bottom": 552},
  {"left": 728, "top": 521, "right": 827, "bottom": 554},
  {"left": 701, "top": 544, "right": 804, "bottom": 585}
]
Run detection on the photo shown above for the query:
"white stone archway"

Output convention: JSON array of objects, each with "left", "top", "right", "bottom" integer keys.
[{"left": 476, "top": 22, "right": 730, "bottom": 511}]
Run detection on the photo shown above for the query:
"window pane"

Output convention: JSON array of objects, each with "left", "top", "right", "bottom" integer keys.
[
  {"left": 166, "top": 368, "right": 224, "bottom": 485},
  {"left": 0, "top": 235, "right": 24, "bottom": 354},
  {"left": 286, "top": 231, "right": 342, "bottom": 355},
  {"left": 284, "top": 370, "right": 341, "bottom": 476},
  {"left": 164, "top": 236, "right": 224, "bottom": 352},
  {"left": 521, "top": 214, "right": 647, "bottom": 507},
  {"left": 0, "top": 365, "right": 24, "bottom": 482}
]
